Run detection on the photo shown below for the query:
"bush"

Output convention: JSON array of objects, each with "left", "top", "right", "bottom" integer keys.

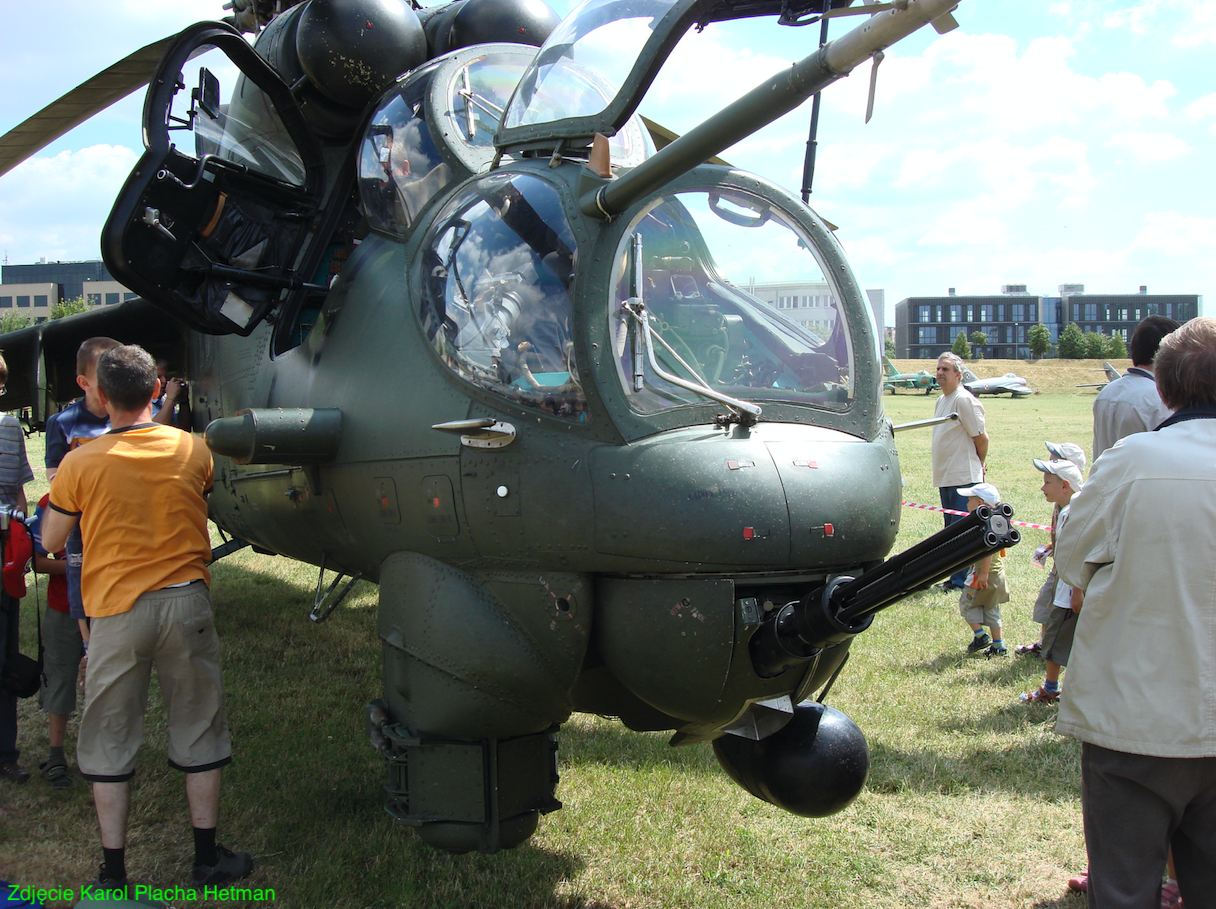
[
  {"left": 951, "top": 331, "right": 970, "bottom": 360},
  {"left": 1028, "top": 323, "right": 1052, "bottom": 359},
  {"left": 1083, "top": 330, "right": 1108, "bottom": 359},
  {"left": 1057, "top": 323, "right": 1086, "bottom": 359}
]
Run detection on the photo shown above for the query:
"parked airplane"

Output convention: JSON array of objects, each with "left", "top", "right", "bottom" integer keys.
[
  {"left": 960, "top": 366, "right": 1033, "bottom": 397},
  {"left": 1076, "top": 362, "right": 1122, "bottom": 389},
  {"left": 882, "top": 357, "right": 937, "bottom": 394}
]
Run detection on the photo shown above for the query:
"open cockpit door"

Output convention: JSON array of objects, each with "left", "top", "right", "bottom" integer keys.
[{"left": 103, "top": 22, "right": 325, "bottom": 336}]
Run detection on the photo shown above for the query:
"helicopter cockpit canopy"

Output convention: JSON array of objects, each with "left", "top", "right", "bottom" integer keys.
[
  {"left": 495, "top": 0, "right": 834, "bottom": 153},
  {"left": 612, "top": 186, "right": 853, "bottom": 415},
  {"left": 418, "top": 171, "right": 586, "bottom": 422},
  {"left": 361, "top": 44, "right": 652, "bottom": 239}
]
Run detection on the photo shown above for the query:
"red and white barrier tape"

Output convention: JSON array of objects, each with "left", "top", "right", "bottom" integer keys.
[{"left": 901, "top": 500, "right": 1052, "bottom": 532}]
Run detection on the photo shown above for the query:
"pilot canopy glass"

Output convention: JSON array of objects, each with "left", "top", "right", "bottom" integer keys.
[
  {"left": 167, "top": 49, "right": 307, "bottom": 187},
  {"left": 418, "top": 173, "right": 586, "bottom": 422},
  {"left": 502, "top": 0, "right": 678, "bottom": 134},
  {"left": 612, "top": 188, "right": 853, "bottom": 414}
]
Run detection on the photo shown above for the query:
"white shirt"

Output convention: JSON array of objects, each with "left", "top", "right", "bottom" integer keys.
[
  {"left": 1091, "top": 367, "right": 1171, "bottom": 461},
  {"left": 1055, "top": 416, "right": 1216, "bottom": 758},
  {"left": 931, "top": 386, "right": 986, "bottom": 488}
]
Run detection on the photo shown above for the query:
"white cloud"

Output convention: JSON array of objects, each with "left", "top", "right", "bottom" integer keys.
[
  {"left": 0, "top": 145, "right": 139, "bottom": 263},
  {"left": 1132, "top": 211, "right": 1216, "bottom": 257},
  {"left": 1104, "top": 132, "right": 1193, "bottom": 161}
]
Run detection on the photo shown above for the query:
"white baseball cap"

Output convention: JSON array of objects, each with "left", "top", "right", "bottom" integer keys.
[
  {"left": 1033, "top": 457, "right": 1085, "bottom": 490},
  {"left": 957, "top": 482, "right": 1001, "bottom": 506},
  {"left": 1045, "top": 441, "right": 1086, "bottom": 473}
]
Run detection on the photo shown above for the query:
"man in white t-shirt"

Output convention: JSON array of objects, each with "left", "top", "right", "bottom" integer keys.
[{"left": 931, "top": 352, "right": 989, "bottom": 590}]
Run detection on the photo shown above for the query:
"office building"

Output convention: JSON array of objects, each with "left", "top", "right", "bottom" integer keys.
[{"left": 894, "top": 285, "right": 1200, "bottom": 359}]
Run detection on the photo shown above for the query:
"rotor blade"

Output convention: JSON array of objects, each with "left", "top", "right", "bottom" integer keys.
[{"left": 0, "top": 34, "right": 176, "bottom": 179}]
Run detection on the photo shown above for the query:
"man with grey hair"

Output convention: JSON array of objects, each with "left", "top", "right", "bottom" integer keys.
[
  {"left": 931, "top": 352, "right": 989, "bottom": 590},
  {"left": 1056, "top": 316, "right": 1216, "bottom": 908}
]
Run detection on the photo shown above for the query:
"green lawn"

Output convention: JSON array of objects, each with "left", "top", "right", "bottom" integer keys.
[{"left": 3, "top": 396, "right": 1094, "bottom": 908}]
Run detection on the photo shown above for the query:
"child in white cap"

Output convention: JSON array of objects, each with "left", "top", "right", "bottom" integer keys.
[
  {"left": 954, "top": 482, "right": 1009, "bottom": 657},
  {"left": 1017, "top": 441, "right": 1087, "bottom": 658},
  {"left": 1020, "top": 456, "right": 1085, "bottom": 703}
]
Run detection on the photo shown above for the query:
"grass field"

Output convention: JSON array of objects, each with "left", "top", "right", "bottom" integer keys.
[{"left": 1, "top": 388, "right": 1100, "bottom": 909}]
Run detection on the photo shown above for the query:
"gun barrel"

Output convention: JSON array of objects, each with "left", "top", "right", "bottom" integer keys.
[{"left": 750, "top": 503, "right": 1019, "bottom": 678}]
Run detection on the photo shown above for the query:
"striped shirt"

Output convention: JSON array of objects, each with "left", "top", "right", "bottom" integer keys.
[{"left": 0, "top": 413, "right": 34, "bottom": 506}]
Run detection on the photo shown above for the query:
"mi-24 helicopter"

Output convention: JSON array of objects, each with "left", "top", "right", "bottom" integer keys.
[{"left": 0, "top": 0, "right": 1019, "bottom": 855}]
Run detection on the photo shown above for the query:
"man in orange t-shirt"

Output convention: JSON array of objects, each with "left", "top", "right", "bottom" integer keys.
[{"left": 41, "top": 345, "right": 252, "bottom": 893}]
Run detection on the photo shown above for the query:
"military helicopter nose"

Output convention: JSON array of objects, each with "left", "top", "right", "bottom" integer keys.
[{"left": 588, "top": 423, "right": 901, "bottom": 570}]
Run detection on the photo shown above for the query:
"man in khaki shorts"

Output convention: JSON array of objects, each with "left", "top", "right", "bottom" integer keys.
[{"left": 41, "top": 345, "right": 252, "bottom": 893}]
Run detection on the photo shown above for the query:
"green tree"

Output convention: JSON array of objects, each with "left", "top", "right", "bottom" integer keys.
[
  {"left": 51, "top": 295, "right": 89, "bottom": 320},
  {"left": 1083, "top": 330, "right": 1107, "bottom": 359},
  {"left": 0, "top": 312, "right": 32, "bottom": 334},
  {"left": 1106, "top": 332, "right": 1127, "bottom": 359},
  {"left": 951, "top": 331, "right": 970, "bottom": 360},
  {"left": 884, "top": 336, "right": 896, "bottom": 358},
  {"left": 969, "top": 330, "right": 988, "bottom": 360},
  {"left": 1028, "top": 323, "right": 1052, "bottom": 359},
  {"left": 1057, "top": 322, "right": 1086, "bottom": 359}
]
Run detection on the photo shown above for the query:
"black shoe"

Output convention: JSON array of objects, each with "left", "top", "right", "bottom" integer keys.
[
  {"left": 938, "top": 581, "right": 965, "bottom": 593},
  {"left": 984, "top": 643, "right": 1008, "bottom": 657},
  {"left": 192, "top": 843, "right": 254, "bottom": 886},
  {"left": 966, "top": 633, "right": 992, "bottom": 653},
  {"left": 87, "top": 865, "right": 129, "bottom": 901}
]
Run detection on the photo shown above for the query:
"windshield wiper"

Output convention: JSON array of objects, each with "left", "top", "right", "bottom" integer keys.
[{"left": 621, "top": 232, "right": 761, "bottom": 424}]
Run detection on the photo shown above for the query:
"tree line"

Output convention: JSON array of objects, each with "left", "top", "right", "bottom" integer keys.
[
  {"left": 947, "top": 323, "right": 1126, "bottom": 360},
  {"left": 0, "top": 295, "right": 90, "bottom": 332}
]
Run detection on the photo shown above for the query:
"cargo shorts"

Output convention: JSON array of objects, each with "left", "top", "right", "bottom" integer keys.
[
  {"left": 39, "top": 607, "right": 85, "bottom": 716},
  {"left": 77, "top": 580, "right": 231, "bottom": 782}
]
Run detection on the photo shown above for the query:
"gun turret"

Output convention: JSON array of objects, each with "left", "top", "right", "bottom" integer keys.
[{"left": 751, "top": 504, "right": 1020, "bottom": 677}]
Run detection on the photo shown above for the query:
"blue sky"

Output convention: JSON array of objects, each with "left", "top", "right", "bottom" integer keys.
[{"left": 2, "top": 0, "right": 1213, "bottom": 326}]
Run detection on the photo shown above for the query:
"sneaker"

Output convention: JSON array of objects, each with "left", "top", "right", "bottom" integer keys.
[
  {"left": 1019, "top": 686, "right": 1060, "bottom": 704},
  {"left": 1015, "top": 641, "right": 1042, "bottom": 657},
  {"left": 966, "top": 633, "right": 992, "bottom": 653},
  {"left": 1160, "top": 879, "right": 1182, "bottom": 909},
  {"left": 88, "top": 865, "right": 129, "bottom": 901},
  {"left": 984, "top": 643, "right": 1008, "bottom": 657},
  {"left": 1067, "top": 869, "right": 1088, "bottom": 893},
  {"left": 192, "top": 843, "right": 254, "bottom": 886}
]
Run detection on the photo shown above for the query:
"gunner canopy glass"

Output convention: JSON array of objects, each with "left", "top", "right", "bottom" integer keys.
[{"left": 418, "top": 173, "right": 586, "bottom": 421}]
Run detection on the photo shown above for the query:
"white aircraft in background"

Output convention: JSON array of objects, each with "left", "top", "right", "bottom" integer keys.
[
  {"left": 961, "top": 366, "right": 1033, "bottom": 397},
  {"left": 1076, "top": 362, "right": 1122, "bottom": 389}
]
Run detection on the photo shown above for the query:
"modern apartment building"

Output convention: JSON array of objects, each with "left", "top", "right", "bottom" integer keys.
[
  {"left": 0, "top": 259, "right": 136, "bottom": 322},
  {"left": 894, "top": 285, "right": 1201, "bottom": 359}
]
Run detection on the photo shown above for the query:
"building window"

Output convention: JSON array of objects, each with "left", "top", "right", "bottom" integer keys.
[
  {"left": 1011, "top": 303, "right": 1025, "bottom": 322},
  {"left": 0, "top": 297, "right": 10, "bottom": 308},
  {"left": 34, "top": 295, "right": 48, "bottom": 307},
  {"left": 980, "top": 304, "right": 993, "bottom": 321},
  {"left": 16, "top": 296, "right": 29, "bottom": 308},
  {"left": 87, "top": 294, "right": 101, "bottom": 306},
  {"left": 918, "top": 327, "right": 936, "bottom": 344},
  {"left": 918, "top": 305, "right": 930, "bottom": 322},
  {"left": 949, "top": 304, "right": 962, "bottom": 323},
  {"left": 106, "top": 293, "right": 120, "bottom": 306}
]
